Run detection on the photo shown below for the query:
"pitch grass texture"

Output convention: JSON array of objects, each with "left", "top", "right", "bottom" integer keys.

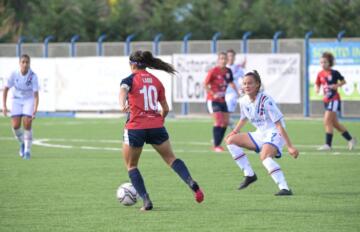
[{"left": 0, "top": 117, "right": 359, "bottom": 232}]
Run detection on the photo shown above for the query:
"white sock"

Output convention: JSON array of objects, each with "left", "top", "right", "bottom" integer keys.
[
  {"left": 227, "top": 144, "right": 255, "bottom": 176},
  {"left": 24, "top": 130, "right": 33, "bottom": 153},
  {"left": 12, "top": 128, "right": 24, "bottom": 144},
  {"left": 262, "top": 157, "right": 289, "bottom": 190}
]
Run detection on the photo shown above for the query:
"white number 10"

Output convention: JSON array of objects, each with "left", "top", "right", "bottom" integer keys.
[{"left": 139, "top": 85, "right": 158, "bottom": 111}]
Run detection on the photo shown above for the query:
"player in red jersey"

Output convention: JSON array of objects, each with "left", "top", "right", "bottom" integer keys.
[
  {"left": 315, "top": 52, "right": 356, "bottom": 151},
  {"left": 204, "top": 52, "right": 238, "bottom": 152},
  {"left": 119, "top": 50, "right": 204, "bottom": 211}
]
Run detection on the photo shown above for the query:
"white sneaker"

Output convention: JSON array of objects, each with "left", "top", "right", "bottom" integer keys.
[
  {"left": 348, "top": 138, "right": 357, "bottom": 151},
  {"left": 317, "top": 144, "right": 332, "bottom": 151}
]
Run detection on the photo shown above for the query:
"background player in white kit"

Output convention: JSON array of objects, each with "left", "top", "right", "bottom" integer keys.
[
  {"left": 225, "top": 49, "right": 245, "bottom": 128},
  {"left": 2, "top": 54, "right": 39, "bottom": 160},
  {"left": 225, "top": 70, "right": 299, "bottom": 196}
]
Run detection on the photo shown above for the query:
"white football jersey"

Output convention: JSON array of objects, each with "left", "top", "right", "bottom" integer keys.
[
  {"left": 6, "top": 69, "right": 39, "bottom": 100},
  {"left": 239, "top": 92, "right": 285, "bottom": 132},
  {"left": 226, "top": 63, "right": 245, "bottom": 96}
]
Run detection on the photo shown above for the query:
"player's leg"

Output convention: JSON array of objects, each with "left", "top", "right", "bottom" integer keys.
[
  {"left": 10, "top": 99, "right": 25, "bottom": 157},
  {"left": 260, "top": 143, "right": 292, "bottom": 196},
  {"left": 219, "top": 111, "right": 229, "bottom": 147},
  {"left": 225, "top": 132, "right": 258, "bottom": 189},
  {"left": 21, "top": 99, "right": 35, "bottom": 159},
  {"left": 150, "top": 128, "right": 204, "bottom": 203},
  {"left": 318, "top": 109, "right": 334, "bottom": 150},
  {"left": 225, "top": 95, "right": 237, "bottom": 129},
  {"left": 123, "top": 129, "right": 152, "bottom": 211},
  {"left": 332, "top": 104, "right": 357, "bottom": 150}
]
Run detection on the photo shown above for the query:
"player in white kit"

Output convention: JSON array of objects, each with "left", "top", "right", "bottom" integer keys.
[
  {"left": 225, "top": 49, "right": 245, "bottom": 128},
  {"left": 225, "top": 70, "right": 299, "bottom": 196},
  {"left": 2, "top": 54, "right": 39, "bottom": 160}
]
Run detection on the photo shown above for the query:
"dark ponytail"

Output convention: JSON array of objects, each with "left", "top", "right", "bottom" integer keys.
[{"left": 129, "top": 50, "right": 176, "bottom": 74}]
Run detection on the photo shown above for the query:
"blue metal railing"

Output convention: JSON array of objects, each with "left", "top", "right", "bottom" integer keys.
[
  {"left": 211, "top": 32, "right": 221, "bottom": 54},
  {"left": 125, "top": 34, "right": 136, "bottom": 56},
  {"left": 337, "top": 30, "right": 346, "bottom": 42},
  {"left": 16, "top": 36, "right": 26, "bottom": 57},
  {"left": 272, "top": 31, "right": 283, "bottom": 53},
  {"left": 97, "top": 34, "right": 107, "bottom": 56},
  {"left": 70, "top": 35, "right": 80, "bottom": 57},
  {"left": 304, "top": 31, "right": 313, "bottom": 117},
  {"left": 242, "top": 31, "right": 252, "bottom": 53},
  {"left": 153, "top": 33, "right": 163, "bottom": 56},
  {"left": 181, "top": 33, "right": 192, "bottom": 115},
  {"left": 43, "top": 35, "right": 55, "bottom": 58}
]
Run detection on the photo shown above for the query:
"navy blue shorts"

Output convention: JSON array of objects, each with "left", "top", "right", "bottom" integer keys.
[
  {"left": 206, "top": 101, "right": 228, "bottom": 113},
  {"left": 324, "top": 100, "right": 341, "bottom": 113},
  {"left": 123, "top": 127, "right": 169, "bottom": 147}
]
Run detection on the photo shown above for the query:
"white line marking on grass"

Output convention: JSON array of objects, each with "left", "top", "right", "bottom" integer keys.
[{"left": 1, "top": 137, "right": 359, "bottom": 155}]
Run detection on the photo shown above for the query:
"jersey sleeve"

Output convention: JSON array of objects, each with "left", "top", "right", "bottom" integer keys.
[
  {"left": 5, "top": 72, "right": 15, "bottom": 88},
  {"left": 120, "top": 74, "right": 134, "bottom": 91},
  {"left": 32, "top": 73, "right": 39, "bottom": 92},
  {"left": 332, "top": 70, "right": 345, "bottom": 82},
  {"left": 265, "top": 98, "right": 283, "bottom": 123}
]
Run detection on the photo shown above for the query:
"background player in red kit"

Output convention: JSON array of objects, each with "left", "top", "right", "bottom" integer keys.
[
  {"left": 119, "top": 50, "right": 204, "bottom": 211},
  {"left": 204, "top": 52, "right": 238, "bottom": 152},
  {"left": 315, "top": 52, "right": 356, "bottom": 151}
]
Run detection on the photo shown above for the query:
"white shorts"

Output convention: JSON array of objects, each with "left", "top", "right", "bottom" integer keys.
[
  {"left": 248, "top": 130, "right": 285, "bottom": 158},
  {"left": 11, "top": 98, "right": 34, "bottom": 118},
  {"left": 225, "top": 94, "right": 238, "bottom": 113}
]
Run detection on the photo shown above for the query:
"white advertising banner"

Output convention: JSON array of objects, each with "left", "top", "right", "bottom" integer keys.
[
  {"left": 172, "top": 54, "right": 301, "bottom": 103},
  {"left": 0, "top": 56, "right": 172, "bottom": 112}
]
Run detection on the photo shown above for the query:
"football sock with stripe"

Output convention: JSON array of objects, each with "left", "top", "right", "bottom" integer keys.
[
  {"left": 128, "top": 168, "right": 147, "bottom": 199},
  {"left": 24, "top": 130, "right": 32, "bottom": 153},
  {"left": 262, "top": 157, "right": 289, "bottom": 190},
  {"left": 227, "top": 144, "right": 254, "bottom": 176}
]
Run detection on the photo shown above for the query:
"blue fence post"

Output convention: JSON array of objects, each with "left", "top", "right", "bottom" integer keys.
[
  {"left": 211, "top": 32, "right": 221, "bottom": 54},
  {"left": 272, "top": 31, "right": 283, "bottom": 53},
  {"left": 182, "top": 33, "right": 192, "bottom": 54},
  {"left": 16, "top": 36, "right": 26, "bottom": 57},
  {"left": 70, "top": 35, "right": 80, "bottom": 57},
  {"left": 153, "top": 33, "right": 163, "bottom": 56},
  {"left": 337, "top": 30, "right": 346, "bottom": 42},
  {"left": 43, "top": 35, "right": 54, "bottom": 58},
  {"left": 97, "top": 34, "right": 107, "bottom": 56},
  {"left": 242, "top": 31, "right": 252, "bottom": 53},
  {"left": 181, "top": 33, "right": 192, "bottom": 115},
  {"left": 125, "top": 34, "right": 135, "bottom": 56},
  {"left": 304, "top": 31, "right": 313, "bottom": 117}
]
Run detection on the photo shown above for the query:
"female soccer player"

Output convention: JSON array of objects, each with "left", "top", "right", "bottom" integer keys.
[
  {"left": 225, "top": 49, "right": 246, "bottom": 128},
  {"left": 315, "top": 52, "right": 356, "bottom": 151},
  {"left": 225, "top": 70, "right": 299, "bottom": 196},
  {"left": 119, "top": 50, "right": 204, "bottom": 211},
  {"left": 2, "top": 54, "right": 39, "bottom": 160},
  {"left": 204, "top": 52, "right": 238, "bottom": 152}
]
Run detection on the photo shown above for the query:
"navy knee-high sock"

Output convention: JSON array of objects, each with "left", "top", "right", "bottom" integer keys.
[
  {"left": 128, "top": 168, "right": 147, "bottom": 199},
  {"left": 171, "top": 159, "right": 199, "bottom": 191},
  {"left": 213, "top": 126, "right": 222, "bottom": 146},
  {"left": 342, "top": 131, "right": 352, "bottom": 141},
  {"left": 220, "top": 127, "right": 227, "bottom": 143},
  {"left": 326, "top": 133, "right": 333, "bottom": 147}
]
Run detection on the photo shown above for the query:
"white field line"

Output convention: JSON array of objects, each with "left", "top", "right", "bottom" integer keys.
[{"left": 1, "top": 137, "right": 359, "bottom": 155}]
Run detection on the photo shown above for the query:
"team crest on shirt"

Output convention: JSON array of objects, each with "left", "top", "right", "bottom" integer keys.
[{"left": 26, "top": 72, "right": 33, "bottom": 86}]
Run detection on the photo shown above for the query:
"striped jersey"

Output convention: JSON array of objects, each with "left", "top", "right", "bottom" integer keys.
[
  {"left": 239, "top": 92, "right": 285, "bottom": 132},
  {"left": 6, "top": 69, "right": 39, "bottom": 100}
]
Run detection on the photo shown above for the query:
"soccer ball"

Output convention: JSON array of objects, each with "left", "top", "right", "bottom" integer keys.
[{"left": 116, "top": 182, "right": 137, "bottom": 206}]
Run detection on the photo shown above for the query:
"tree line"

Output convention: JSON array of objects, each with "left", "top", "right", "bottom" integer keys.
[{"left": 1, "top": 0, "right": 359, "bottom": 43}]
